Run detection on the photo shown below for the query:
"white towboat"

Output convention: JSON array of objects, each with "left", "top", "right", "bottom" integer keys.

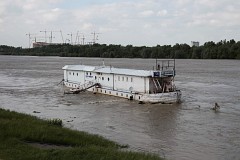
[{"left": 62, "top": 59, "right": 181, "bottom": 104}]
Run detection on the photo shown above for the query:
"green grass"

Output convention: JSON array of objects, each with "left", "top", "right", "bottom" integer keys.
[{"left": 0, "top": 108, "right": 164, "bottom": 160}]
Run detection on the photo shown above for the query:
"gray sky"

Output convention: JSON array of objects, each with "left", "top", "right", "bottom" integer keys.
[{"left": 0, "top": 0, "right": 240, "bottom": 48}]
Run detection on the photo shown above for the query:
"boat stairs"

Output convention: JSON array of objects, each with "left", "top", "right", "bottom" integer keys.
[{"left": 64, "top": 81, "right": 100, "bottom": 94}]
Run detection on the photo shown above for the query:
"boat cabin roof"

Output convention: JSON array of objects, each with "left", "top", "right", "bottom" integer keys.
[{"left": 62, "top": 65, "right": 154, "bottom": 77}]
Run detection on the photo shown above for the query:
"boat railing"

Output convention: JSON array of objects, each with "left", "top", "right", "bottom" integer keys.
[{"left": 155, "top": 59, "right": 175, "bottom": 71}]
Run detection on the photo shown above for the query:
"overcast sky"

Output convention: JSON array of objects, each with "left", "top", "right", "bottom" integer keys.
[{"left": 0, "top": 0, "right": 240, "bottom": 48}]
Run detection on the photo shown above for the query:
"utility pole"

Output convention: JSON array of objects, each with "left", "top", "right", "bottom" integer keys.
[{"left": 91, "top": 31, "right": 100, "bottom": 44}]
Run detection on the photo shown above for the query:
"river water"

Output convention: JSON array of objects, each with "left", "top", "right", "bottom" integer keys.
[{"left": 0, "top": 55, "right": 239, "bottom": 160}]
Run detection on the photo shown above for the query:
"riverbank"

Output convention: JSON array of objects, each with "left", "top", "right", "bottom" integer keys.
[{"left": 0, "top": 108, "right": 163, "bottom": 160}]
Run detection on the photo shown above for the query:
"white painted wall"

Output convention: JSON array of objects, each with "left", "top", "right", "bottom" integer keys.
[
  {"left": 97, "top": 73, "right": 114, "bottom": 89},
  {"left": 84, "top": 71, "right": 95, "bottom": 83},
  {"left": 113, "top": 74, "right": 147, "bottom": 93},
  {"left": 64, "top": 69, "right": 151, "bottom": 93},
  {"left": 64, "top": 70, "right": 67, "bottom": 80}
]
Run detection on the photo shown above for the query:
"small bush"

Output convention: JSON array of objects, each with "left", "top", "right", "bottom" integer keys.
[{"left": 47, "top": 118, "right": 63, "bottom": 127}]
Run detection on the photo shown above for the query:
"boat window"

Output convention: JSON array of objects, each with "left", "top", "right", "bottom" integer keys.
[
  {"left": 121, "top": 93, "right": 123, "bottom": 96},
  {"left": 95, "top": 76, "right": 97, "bottom": 79},
  {"left": 118, "top": 76, "right": 120, "bottom": 81},
  {"left": 122, "top": 77, "right": 124, "bottom": 81},
  {"left": 126, "top": 94, "right": 128, "bottom": 97},
  {"left": 108, "top": 77, "right": 110, "bottom": 81},
  {"left": 86, "top": 72, "right": 88, "bottom": 75},
  {"left": 116, "top": 92, "right": 118, "bottom": 95},
  {"left": 105, "top": 90, "right": 106, "bottom": 93},
  {"left": 69, "top": 72, "right": 71, "bottom": 75},
  {"left": 131, "top": 77, "right": 133, "bottom": 82},
  {"left": 109, "top": 91, "right": 111, "bottom": 94},
  {"left": 102, "top": 77, "right": 104, "bottom": 80},
  {"left": 73, "top": 72, "right": 74, "bottom": 76},
  {"left": 90, "top": 72, "right": 92, "bottom": 75},
  {"left": 126, "top": 77, "right": 128, "bottom": 82},
  {"left": 77, "top": 73, "right": 78, "bottom": 76}
]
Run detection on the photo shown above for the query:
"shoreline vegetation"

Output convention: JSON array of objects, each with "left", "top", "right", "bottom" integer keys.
[
  {"left": 0, "top": 108, "right": 163, "bottom": 160},
  {"left": 0, "top": 39, "right": 240, "bottom": 59}
]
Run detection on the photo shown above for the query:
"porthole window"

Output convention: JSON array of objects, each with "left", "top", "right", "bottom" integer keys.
[{"left": 108, "top": 77, "right": 110, "bottom": 81}]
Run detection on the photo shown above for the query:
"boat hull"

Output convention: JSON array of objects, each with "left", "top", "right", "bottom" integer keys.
[
  {"left": 63, "top": 81, "right": 181, "bottom": 104},
  {"left": 141, "top": 90, "right": 181, "bottom": 104}
]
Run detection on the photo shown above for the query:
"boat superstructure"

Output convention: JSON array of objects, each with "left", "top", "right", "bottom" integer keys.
[{"left": 62, "top": 59, "right": 181, "bottom": 104}]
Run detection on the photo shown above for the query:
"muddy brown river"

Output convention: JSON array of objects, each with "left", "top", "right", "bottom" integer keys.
[{"left": 0, "top": 55, "right": 239, "bottom": 160}]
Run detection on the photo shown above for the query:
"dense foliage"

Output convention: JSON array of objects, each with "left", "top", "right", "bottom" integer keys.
[{"left": 1, "top": 39, "right": 240, "bottom": 59}]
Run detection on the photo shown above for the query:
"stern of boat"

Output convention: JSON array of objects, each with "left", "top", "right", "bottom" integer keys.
[{"left": 141, "top": 90, "right": 182, "bottom": 104}]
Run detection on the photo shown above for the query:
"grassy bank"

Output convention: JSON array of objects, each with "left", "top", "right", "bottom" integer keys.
[{"left": 0, "top": 108, "right": 163, "bottom": 160}]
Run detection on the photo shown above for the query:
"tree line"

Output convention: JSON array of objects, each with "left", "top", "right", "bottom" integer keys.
[{"left": 0, "top": 39, "right": 240, "bottom": 59}]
